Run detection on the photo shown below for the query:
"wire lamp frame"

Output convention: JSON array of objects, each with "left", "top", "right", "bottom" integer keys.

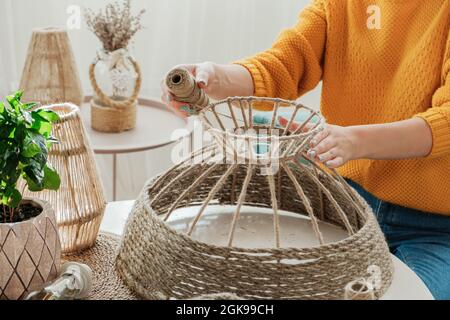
[{"left": 116, "top": 97, "right": 394, "bottom": 300}]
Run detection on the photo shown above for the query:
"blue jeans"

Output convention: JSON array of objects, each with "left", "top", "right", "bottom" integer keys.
[{"left": 347, "top": 180, "right": 450, "bottom": 300}]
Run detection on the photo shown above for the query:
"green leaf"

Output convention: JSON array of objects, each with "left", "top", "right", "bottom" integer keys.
[
  {"left": 30, "top": 113, "right": 53, "bottom": 137},
  {"left": 22, "top": 135, "right": 42, "bottom": 158},
  {"left": 23, "top": 159, "right": 45, "bottom": 191},
  {"left": 22, "top": 110, "right": 33, "bottom": 124},
  {"left": 23, "top": 102, "right": 38, "bottom": 110},
  {"left": 6, "top": 91, "right": 23, "bottom": 112},
  {"left": 7, "top": 188, "right": 22, "bottom": 208},
  {"left": 35, "top": 109, "right": 60, "bottom": 123},
  {"left": 42, "top": 164, "right": 61, "bottom": 190}
]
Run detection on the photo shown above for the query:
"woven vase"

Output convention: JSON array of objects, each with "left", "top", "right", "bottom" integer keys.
[
  {"left": 0, "top": 199, "right": 61, "bottom": 300},
  {"left": 89, "top": 49, "right": 141, "bottom": 133},
  {"left": 19, "top": 27, "right": 83, "bottom": 106},
  {"left": 22, "top": 104, "right": 107, "bottom": 254}
]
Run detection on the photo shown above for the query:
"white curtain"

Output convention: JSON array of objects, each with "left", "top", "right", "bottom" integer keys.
[{"left": 0, "top": 0, "right": 321, "bottom": 201}]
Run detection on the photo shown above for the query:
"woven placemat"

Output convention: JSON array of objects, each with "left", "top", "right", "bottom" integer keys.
[{"left": 64, "top": 233, "right": 139, "bottom": 300}]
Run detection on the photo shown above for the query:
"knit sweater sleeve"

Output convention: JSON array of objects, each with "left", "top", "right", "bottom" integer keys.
[
  {"left": 234, "top": 0, "right": 327, "bottom": 110},
  {"left": 416, "top": 33, "right": 450, "bottom": 158}
]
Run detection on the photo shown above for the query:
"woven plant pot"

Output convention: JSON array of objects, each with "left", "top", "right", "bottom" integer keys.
[
  {"left": 0, "top": 199, "right": 61, "bottom": 300},
  {"left": 116, "top": 97, "right": 394, "bottom": 300},
  {"left": 22, "top": 104, "right": 107, "bottom": 254}
]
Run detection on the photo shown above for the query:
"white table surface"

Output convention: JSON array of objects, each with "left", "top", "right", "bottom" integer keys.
[
  {"left": 80, "top": 96, "right": 190, "bottom": 155},
  {"left": 101, "top": 201, "right": 434, "bottom": 300}
]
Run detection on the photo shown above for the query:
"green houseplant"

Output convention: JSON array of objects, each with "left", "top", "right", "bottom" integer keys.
[{"left": 0, "top": 91, "right": 62, "bottom": 300}]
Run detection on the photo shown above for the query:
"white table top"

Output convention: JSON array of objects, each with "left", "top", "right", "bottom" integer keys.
[
  {"left": 80, "top": 97, "right": 190, "bottom": 154},
  {"left": 101, "top": 201, "right": 434, "bottom": 300}
]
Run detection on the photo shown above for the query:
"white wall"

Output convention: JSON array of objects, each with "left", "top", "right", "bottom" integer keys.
[{"left": 0, "top": 0, "right": 321, "bottom": 201}]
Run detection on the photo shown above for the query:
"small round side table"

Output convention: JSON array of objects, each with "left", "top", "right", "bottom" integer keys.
[{"left": 80, "top": 96, "right": 192, "bottom": 201}]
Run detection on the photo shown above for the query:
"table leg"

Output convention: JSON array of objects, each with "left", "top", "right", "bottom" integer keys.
[{"left": 113, "top": 154, "right": 117, "bottom": 201}]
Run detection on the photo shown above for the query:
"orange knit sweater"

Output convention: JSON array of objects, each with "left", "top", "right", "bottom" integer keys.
[{"left": 236, "top": 0, "right": 450, "bottom": 215}]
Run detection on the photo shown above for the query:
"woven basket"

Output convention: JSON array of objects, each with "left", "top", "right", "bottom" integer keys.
[{"left": 116, "top": 97, "right": 394, "bottom": 300}]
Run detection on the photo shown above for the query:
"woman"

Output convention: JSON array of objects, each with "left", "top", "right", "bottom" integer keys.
[{"left": 162, "top": 0, "right": 450, "bottom": 299}]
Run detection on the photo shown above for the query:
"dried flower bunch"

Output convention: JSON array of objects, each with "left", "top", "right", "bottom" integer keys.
[{"left": 85, "top": 0, "right": 145, "bottom": 52}]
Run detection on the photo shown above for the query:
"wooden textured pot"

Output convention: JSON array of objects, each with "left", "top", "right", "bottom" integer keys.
[{"left": 0, "top": 199, "right": 61, "bottom": 300}]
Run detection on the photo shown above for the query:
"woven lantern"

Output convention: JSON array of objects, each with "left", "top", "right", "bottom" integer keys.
[
  {"left": 23, "top": 103, "right": 107, "bottom": 254},
  {"left": 116, "top": 97, "right": 394, "bottom": 300},
  {"left": 19, "top": 27, "right": 83, "bottom": 106}
]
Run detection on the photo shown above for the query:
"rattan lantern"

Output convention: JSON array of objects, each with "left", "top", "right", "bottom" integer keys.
[
  {"left": 23, "top": 103, "right": 107, "bottom": 254},
  {"left": 19, "top": 27, "right": 83, "bottom": 106},
  {"left": 116, "top": 97, "right": 394, "bottom": 300}
]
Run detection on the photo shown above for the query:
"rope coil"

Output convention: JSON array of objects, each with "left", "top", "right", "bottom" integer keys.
[{"left": 165, "top": 67, "right": 210, "bottom": 111}]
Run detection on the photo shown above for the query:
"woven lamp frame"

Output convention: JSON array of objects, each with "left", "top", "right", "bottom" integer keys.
[
  {"left": 116, "top": 97, "right": 394, "bottom": 300},
  {"left": 22, "top": 104, "right": 107, "bottom": 254}
]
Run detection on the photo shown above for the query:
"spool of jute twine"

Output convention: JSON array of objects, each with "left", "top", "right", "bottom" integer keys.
[
  {"left": 89, "top": 55, "right": 142, "bottom": 133},
  {"left": 165, "top": 67, "right": 210, "bottom": 112},
  {"left": 344, "top": 279, "right": 376, "bottom": 300}
]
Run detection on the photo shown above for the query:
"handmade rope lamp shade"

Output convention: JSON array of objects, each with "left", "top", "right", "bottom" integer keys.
[
  {"left": 22, "top": 104, "right": 107, "bottom": 254},
  {"left": 19, "top": 27, "right": 83, "bottom": 106},
  {"left": 116, "top": 97, "right": 394, "bottom": 300}
]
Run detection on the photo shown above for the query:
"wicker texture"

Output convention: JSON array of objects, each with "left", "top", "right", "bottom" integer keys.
[
  {"left": 116, "top": 97, "right": 394, "bottom": 300},
  {"left": 0, "top": 199, "right": 61, "bottom": 300},
  {"left": 89, "top": 55, "right": 142, "bottom": 133},
  {"left": 22, "top": 104, "right": 107, "bottom": 254},
  {"left": 19, "top": 27, "right": 83, "bottom": 106}
]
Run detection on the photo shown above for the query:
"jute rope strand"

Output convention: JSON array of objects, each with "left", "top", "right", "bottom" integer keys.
[
  {"left": 165, "top": 67, "right": 210, "bottom": 110},
  {"left": 282, "top": 161, "right": 325, "bottom": 245},
  {"left": 227, "top": 165, "right": 254, "bottom": 247},
  {"left": 344, "top": 279, "right": 376, "bottom": 300},
  {"left": 89, "top": 56, "right": 142, "bottom": 109}
]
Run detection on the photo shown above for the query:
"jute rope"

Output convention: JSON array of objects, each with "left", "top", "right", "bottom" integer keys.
[
  {"left": 165, "top": 67, "right": 210, "bottom": 111},
  {"left": 89, "top": 56, "right": 142, "bottom": 109},
  {"left": 344, "top": 279, "right": 376, "bottom": 300},
  {"left": 116, "top": 163, "right": 394, "bottom": 300},
  {"left": 89, "top": 54, "right": 142, "bottom": 133}
]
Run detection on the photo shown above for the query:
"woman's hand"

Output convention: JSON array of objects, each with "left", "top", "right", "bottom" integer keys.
[
  {"left": 306, "top": 124, "right": 362, "bottom": 168},
  {"left": 161, "top": 63, "right": 254, "bottom": 117},
  {"left": 279, "top": 116, "right": 362, "bottom": 168},
  {"left": 279, "top": 116, "right": 433, "bottom": 168}
]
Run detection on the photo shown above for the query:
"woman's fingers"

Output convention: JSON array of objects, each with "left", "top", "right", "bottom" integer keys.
[
  {"left": 308, "top": 135, "right": 336, "bottom": 160},
  {"left": 310, "top": 125, "right": 330, "bottom": 147},
  {"left": 324, "top": 157, "right": 345, "bottom": 169},
  {"left": 317, "top": 148, "right": 339, "bottom": 163}
]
